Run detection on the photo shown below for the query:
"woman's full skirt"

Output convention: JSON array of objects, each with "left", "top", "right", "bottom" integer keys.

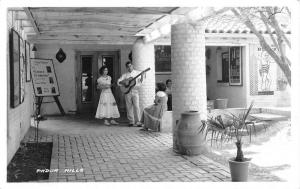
[{"left": 95, "top": 89, "right": 120, "bottom": 119}]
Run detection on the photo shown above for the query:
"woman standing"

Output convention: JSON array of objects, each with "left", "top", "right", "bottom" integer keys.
[
  {"left": 95, "top": 66, "right": 120, "bottom": 125},
  {"left": 140, "top": 82, "right": 168, "bottom": 131}
]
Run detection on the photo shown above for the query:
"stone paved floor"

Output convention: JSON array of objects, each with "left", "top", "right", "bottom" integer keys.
[{"left": 23, "top": 115, "right": 231, "bottom": 182}]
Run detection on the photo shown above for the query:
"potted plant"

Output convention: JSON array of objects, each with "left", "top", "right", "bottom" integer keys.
[
  {"left": 204, "top": 102, "right": 256, "bottom": 182},
  {"left": 277, "top": 78, "right": 288, "bottom": 91}
]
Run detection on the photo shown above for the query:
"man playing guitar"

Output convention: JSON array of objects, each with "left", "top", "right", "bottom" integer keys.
[{"left": 117, "top": 61, "right": 144, "bottom": 127}]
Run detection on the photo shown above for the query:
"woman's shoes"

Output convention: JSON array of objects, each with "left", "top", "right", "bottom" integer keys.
[
  {"left": 110, "top": 120, "right": 119, "bottom": 125},
  {"left": 139, "top": 128, "right": 148, "bottom": 131},
  {"left": 104, "top": 120, "right": 110, "bottom": 126}
]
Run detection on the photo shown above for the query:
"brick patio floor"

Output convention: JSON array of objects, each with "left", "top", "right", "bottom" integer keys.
[{"left": 23, "top": 115, "right": 231, "bottom": 182}]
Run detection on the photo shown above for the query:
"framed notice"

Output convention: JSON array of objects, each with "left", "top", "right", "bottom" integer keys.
[
  {"left": 10, "top": 29, "right": 20, "bottom": 108},
  {"left": 155, "top": 45, "right": 171, "bottom": 73},
  {"left": 25, "top": 41, "right": 31, "bottom": 82},
  {"left": 229, "top": 47, "right": 242, "bottom": 86},
  {"left": 20, "top": 37, "right": 26, "bottom": 103},
  {"left": 30, "top": 58, "right": 60, "bottom": 97}
]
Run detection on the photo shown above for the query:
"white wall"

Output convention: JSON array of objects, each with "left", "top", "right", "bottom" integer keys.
[
  {"left": 35, "top": 40, "right": 291, "bottom": 115},
  {"left": 156, "top": 73, "right": 171, "bottom": 84},
  {"left": 36, "top": 44, "right": 132, "bottom": 115},
  {"left": 7, "top": 11, "right": 34, "bottom": 164},
  {"left": 247, "top": 43, "right": 291, "bottom": 107},
  {"left": 206, "top": 46, "right": 247, "bottom": 108}
]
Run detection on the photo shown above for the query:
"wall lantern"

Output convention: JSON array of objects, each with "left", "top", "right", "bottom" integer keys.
[
  {"left": 32, "top": 45, "right": 37, "bottom": 52},
  {"left": 56, "top": 48, "right": 66, "bottom": 63}
]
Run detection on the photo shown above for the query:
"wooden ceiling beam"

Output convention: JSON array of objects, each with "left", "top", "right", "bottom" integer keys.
[
  {"left": 7, "top": 8, "right": 24, "bottom": 11},
  {"left": 13, "top": 11, "right": 28, "bottom": 20},
  {"left": 24, "top": 7, "right": 40, "bottom": 35},
  {"left": 27, "top": 34, "right": 137, "bottom": 41},
  {"left": 38, "top": 21, "right": 143, "bottom": 28},
  {"left": 32, "top": 14, "right": 160, "bottom": 23},
  {"left": 27, "top": 38, "right": 136, "bottom": 45},
  {"left": 39, "top": 29, "right": 135, "bottom": 36},
  {"left": 29, "top": 7, "right": 176, "bottom": 15},
  {"left": 37, "top": 22, "right": 142, "bottom": 31}
]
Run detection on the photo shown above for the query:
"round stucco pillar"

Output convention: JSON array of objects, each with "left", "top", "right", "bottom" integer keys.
[
  {"left": 171, "top": 23, "right": 207, "bottom": 151},
  {"left": 132, "top": 37, "right": 156, "bottom": 115}
]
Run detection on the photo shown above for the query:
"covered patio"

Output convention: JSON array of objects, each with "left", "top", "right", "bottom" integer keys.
[
  {"left": 6, "top": 6, "right": 292, "bottom": 184},
  {"left": 20, "top": 114, "right": 290, "bottom": 182}
]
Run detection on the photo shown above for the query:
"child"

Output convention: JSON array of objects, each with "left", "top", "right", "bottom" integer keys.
[{"left": 95, "top": 66, "right": 120, "bottom": 125}]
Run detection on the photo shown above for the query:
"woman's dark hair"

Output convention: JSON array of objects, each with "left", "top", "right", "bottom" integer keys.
[
  {"left": 99, "top": 66, "right": 108, "bottom": 75},
  {"left": 128, "top": 51, "right": 132, "bottom": 61},
  {"left": 166, "top": 79, "right": 172, "bottom": 85},
  {"left": 156, "top": 82, "right": 166, "bottom": 92}
]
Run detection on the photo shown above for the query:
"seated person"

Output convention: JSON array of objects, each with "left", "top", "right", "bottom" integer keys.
[
  {"left": 140, "top": 82, "right": 168, "bottom": 131},
  {"left": 165, "top": 79, "right": 172, "bottom": 111}
]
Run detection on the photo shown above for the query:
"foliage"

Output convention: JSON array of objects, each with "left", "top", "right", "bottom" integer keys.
[
  {"left": 204, "top": 102, "right": 255, "bottom": 162},
  {"left": 231, "top": 7, "right": 291, "bottom": 86},
  {"left": 7, "top": 142, "right": 53, "bottom": 182}
]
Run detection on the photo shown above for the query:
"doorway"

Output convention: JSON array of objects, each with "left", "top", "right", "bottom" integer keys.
[{"left": 76, "top": 51, "right": 120, "bottom": 115}]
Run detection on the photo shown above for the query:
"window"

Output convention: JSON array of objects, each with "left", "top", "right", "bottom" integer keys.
[
  {"left": 216, "top": 46, "right": 242, "bottom": 86},
  {"left": 229, "top": 47, "right": 242, "bottom": 86},
  {"left": 155, "top": 45, "right": 171, "bottom": 72}
]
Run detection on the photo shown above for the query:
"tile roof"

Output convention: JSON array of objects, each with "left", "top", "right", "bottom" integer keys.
[{"left": 205, "top": 13, "right": 291, "bottom": 34}]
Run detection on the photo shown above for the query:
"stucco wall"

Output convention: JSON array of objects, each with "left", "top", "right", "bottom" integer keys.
[
  {"left": 206, "top": 46, "right": 247, "bottom": 108},
  {"left": 247, "top": 43, "right": 290, "bottom": 107},
  {"left": 156, "top": 73, "right": 171, "bottom": 85},
  {"left": 7, "top": 11, "right": 33, "bottom": 164},
  {"left": 35, "top": 41, "right": 290, "bottom": 115},
  {"left": 36, "top": 44, "right": 132, "bottom": 115}
]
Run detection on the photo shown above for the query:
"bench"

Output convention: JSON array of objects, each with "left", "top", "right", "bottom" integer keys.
[
  {"left": 160, "top": 111, "right": 173, "bottom": 133},
  {"left": 249, "top": 113, "right": 287, "bottom": 121},
  {"left": 246, "top": 113, "right": 288, "bottom": 132}
]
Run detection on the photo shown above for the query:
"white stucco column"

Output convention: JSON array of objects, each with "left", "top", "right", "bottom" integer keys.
[
  {"left": 132, "top": 37, "right": 156, "bottom": 115},
  {"left": 171, "top": 22, "right": 207, "bottom": 127}
]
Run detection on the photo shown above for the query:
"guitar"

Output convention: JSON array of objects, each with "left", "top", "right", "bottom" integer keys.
[{"left": 119, "top": 68, "right": 150, "bottom": 94}]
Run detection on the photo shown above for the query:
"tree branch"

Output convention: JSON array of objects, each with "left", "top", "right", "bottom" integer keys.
[
  {"left": 232, "top": 8, "right": 291, "bottom": 85},
  {"left": 285, "top": 7, "right": 291, "bottom": 18},
  {"left": 259, "top": 10, "right": 290, "bottom": 68},
  {"left": 266, "top": 7, "right": 291, "bottom": 48},
  {"left": 259, "top": 11, "right": 280, "bottom": 51}
]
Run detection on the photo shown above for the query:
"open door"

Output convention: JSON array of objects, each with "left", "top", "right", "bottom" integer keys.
[{"left": 76, "top": 51, "right": 121, "bottom": 115}]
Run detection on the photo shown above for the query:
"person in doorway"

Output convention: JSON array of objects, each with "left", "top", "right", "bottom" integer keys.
[
  {"left": 85, "top": 73, "right": 92, "bottom": 101},
  {"left": 140, "top": 82, "right": 168, "bottom": 132},
  {"left": 95, "top": 66, "right": 120, "bottom": 125},
  {"left": 165, "top": 79, "right": 172, "bottom": 111},
  {"left": 117, "top": 61, "right": 144, "bottom": 127}
]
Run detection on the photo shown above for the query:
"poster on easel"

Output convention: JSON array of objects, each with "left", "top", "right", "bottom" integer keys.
[{"left": 30, "top": 58, "right": 60, "bottom": 97}]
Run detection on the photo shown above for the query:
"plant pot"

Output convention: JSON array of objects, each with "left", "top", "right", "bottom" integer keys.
[
  {"left": 215, "top": 98, "right": 228, "bottom": 109},
  {"left": 277, "top": 81, "right": 287, "bottom": 91},
  {"left": 228, "top": 157, "right": 251, "bottom": 182},
  {"left": 173, "top": 111, "right": 207, "bottom": 156},
  {"left": 207, "top": 100, "right": 215, "bottom": 110}
]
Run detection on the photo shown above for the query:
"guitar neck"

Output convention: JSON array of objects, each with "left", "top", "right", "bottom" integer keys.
[{"left": 131, "top": 68, "right": 150, "bottom": 81}]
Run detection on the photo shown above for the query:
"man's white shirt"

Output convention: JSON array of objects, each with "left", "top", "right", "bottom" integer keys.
[{"left": 117, "top": 70, "right": 142, "bottom": 90}]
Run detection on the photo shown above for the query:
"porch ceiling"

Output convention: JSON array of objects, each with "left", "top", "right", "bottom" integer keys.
[
  {"left": 9, "top": 7, "right": 291, "bottom": 45},
  {"left": 10, "top": 7, "right": 196, "bottom": 45}
]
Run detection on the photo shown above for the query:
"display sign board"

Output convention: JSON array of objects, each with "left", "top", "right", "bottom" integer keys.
[
  {"left": 30, "top": 58, "right": 60, "bottom": 96},
  {"left": 256, "top": 46, "right": 278, "bottom": 94}
]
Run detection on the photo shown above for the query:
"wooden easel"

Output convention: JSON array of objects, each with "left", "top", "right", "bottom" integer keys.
[
  {"left": 30, "top": 58, "right": 65, "bottom": 145},
  {"left": 33, "top": 95, "right": 65, "bottom": 146},
  {"left": 35, "top": 96, "right": 65, "bottom": 117}
]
